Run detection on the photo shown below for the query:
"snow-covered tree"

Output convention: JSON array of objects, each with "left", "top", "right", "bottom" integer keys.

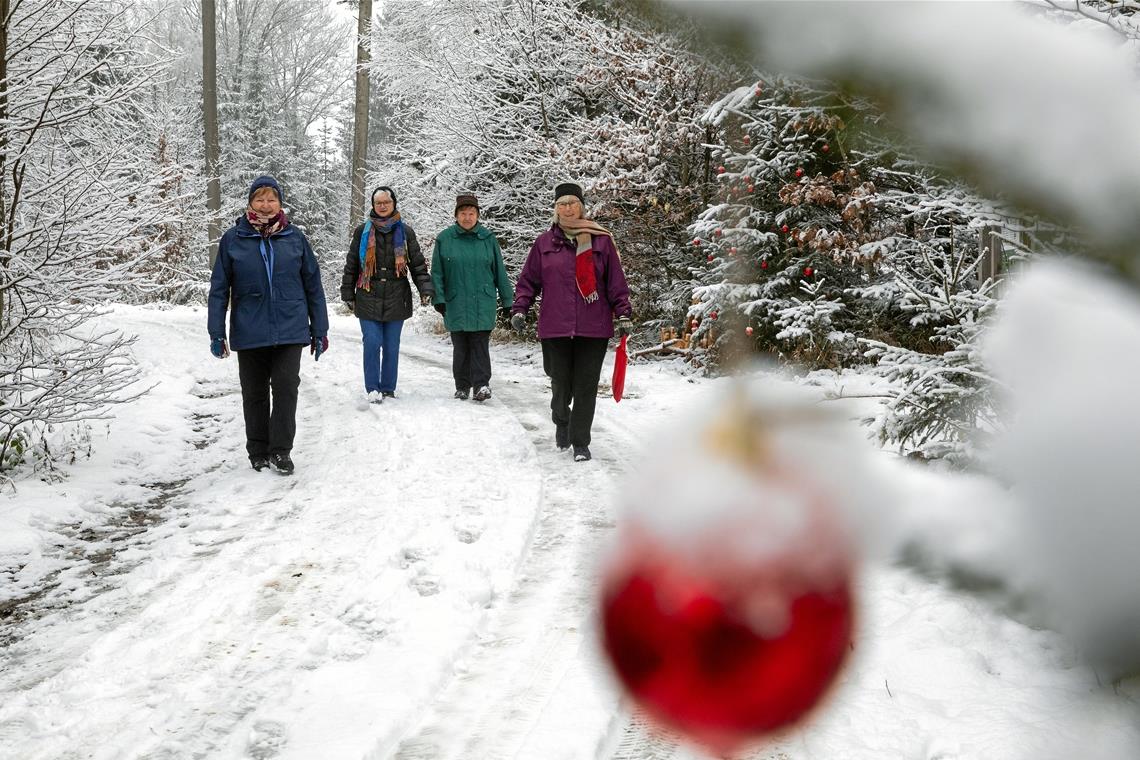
[
  {"left": 0, "top": 0, "right": 182, "bottom": 474},
  {"left": 366, "top": 0, "right": 738, "bottom": 321}
]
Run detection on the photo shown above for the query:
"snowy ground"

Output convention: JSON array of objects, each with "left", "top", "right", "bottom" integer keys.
[{"left": 0, "top": 304, "right": 1137, "bottom": 760}]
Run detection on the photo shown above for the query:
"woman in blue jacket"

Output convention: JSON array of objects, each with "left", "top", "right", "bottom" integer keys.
[{"left": 207, "top": 175, "right": 329, "bottom": 474}]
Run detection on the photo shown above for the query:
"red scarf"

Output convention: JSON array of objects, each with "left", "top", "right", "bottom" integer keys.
[
  {"left": 556, "top": 219, "right": 614, "bottom": 303},
  {"left": 246, "top": 208, "right": 288, "bottom": 238}
]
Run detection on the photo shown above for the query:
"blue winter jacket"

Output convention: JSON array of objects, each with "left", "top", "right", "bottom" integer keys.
[{"left": 208, "top": 216, "right": 329, "bottom": 351}]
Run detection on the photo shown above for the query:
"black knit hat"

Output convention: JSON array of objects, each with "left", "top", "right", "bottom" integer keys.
[
  {"left": 554, "top": 182, "right": 584, "bottom": 204},
  {"left": 455, "top": 193, "right": 480, "bottom": 213},
  {"left": 371, "top": 186, "right": 398, "bottom": 210},
  {"left": 248, "top": 175, "right": 283, "bottom": 203}
]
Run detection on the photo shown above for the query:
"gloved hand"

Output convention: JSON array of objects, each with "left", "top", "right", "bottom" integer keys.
[
  {"left": 420, "top": 294, "right": 431, "bottom": 306},
  {"left": 510, "top": 312, "right": 526, "bottom": 334},
  {"left": 311, "top": 335, "right": 328, "bottom": 361},
  {"left": 344, "top": 300, "right": 354, "bottom": 315},
  {"left": 210, "top": 338, "right": 229, "bottom": 359},
  {"left": 434, "top": 303, "right": 446, "bottom": 316},
  {"left": 614, "top": 317, "right": 633, "bottom": 338}
]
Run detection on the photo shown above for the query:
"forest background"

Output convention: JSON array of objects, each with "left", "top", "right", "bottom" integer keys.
[{"left": 1, "top": 0, "right": 1132, "bottom": 478}]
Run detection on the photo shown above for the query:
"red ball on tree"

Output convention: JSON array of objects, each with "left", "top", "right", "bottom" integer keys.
[
  {"left": 745, "top": 326, "right": 754, "bottom": 336},
  {"left": 707, "top": 255, "right": 714, "bottom": 262},
  {"left": 780, "top": 224, "right": 789, "bottom": 234},
  {"left": 710, "top": 311, "right": 718, "bottom": 320},
  {"left": 714, "top": 228, "right": 722, "bottom": 237},
  {"left": 754, "top": 84, "right": 763, "bottom": 96},
  {"left": 760, "top": 260, "right": 769, "bottom": 270},
  {"left": 742, "top": 135, "right": 751, "bottom": 145},
  {"left": 803, "top": 266, "right": 814, "bottom": 277},
  {"left": 729, "top": 246, "right": 737, "bottom": 254},
  {"left": 690, "top": 320, "right": 699, "bottom": 330},
  {"left": 717, "top": 165, "right": 726, "bottom": 174},
  {"left": 692, "top": 238, "right": 701, "bottom": 246},
  {"left": 795, "top": 167, "right": 804, "bottom": 178},
  {"left": 821, "top": 144, "right": 830, "bottom": 153}
]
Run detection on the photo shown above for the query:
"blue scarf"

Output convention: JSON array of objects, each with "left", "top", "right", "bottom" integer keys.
[{"left": 356, "top": 211, "right": 407, "bottom": 292}]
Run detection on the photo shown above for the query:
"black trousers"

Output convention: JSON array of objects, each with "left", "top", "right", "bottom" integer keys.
[
  {"left": 541, "top": 336, "right": 609, "bottom": 447},
  {"left": 236, "top": 344, "right": 303, "bottom": 457},
  {"left": 451, "top": 330, "right": 492, "bottom": 391}
]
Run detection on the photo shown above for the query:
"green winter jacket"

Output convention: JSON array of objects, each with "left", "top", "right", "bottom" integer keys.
[{"left": 431, "top": 223, "right": 514, "bottom": 332}]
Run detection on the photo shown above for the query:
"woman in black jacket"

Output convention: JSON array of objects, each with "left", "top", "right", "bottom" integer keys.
[{"left": 341, "top": 186, "right": 433, "bottom": 402}]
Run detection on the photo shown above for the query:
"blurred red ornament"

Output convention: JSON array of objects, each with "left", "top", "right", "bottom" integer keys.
[
  {"left": 690, "top": 320, "right": 699, "bottom": 330},
  {"left": 715, "top": 228, "right": 723, "bottom": 237},
  {"left": 780, "top": 225, "right": 789, "bottom": 234},
  {"left": 729, "top": 246, "right": 738, "bottom": 254},
  {"left": 803, "top": 267, "right": 814, "bottom": 277},
  {"left": 795, "top": 167, "right": 804, "bottom": 178},
  {"left": 747, "top": 185, "right": 754, "bottom": 193},
  {"left": 693, "top": 238, "right": 701, "bottom": 246},
  {"left": 754, "top": 85, "right": 763, "bottom": 96},
  {"left": 746, "top": 326, "right": 754, "bottom": 336},
  {"left": 707, "top": 255, "right": 715, "bottom": 262},
  {"left": 717, "top": 166, "right": 726, "bottom": 174},
  {"left": 742, "top": 135, "right": 751, "bottom": 145},
  {"left": 710, "top": 311, "right": 718, "bottom": 320},
  {"left": 760, "top": 260, "right": 769, "bottom": 270},
  {"left": 821, "top": 144, "right": 830, "bottom": 153}
]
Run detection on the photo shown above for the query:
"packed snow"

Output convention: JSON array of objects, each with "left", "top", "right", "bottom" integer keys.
[{"left": 1, "top": 303, "right": 1137, "bottom": 760}]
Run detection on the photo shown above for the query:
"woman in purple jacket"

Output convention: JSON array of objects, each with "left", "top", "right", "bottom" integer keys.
[{"left": 511, "top": 182, "right": 632, "bottom": 462}]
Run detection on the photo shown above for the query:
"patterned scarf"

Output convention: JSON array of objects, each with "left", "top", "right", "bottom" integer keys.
[
  {"left": 245, "top": 208, "right": 289, "bottom": 238},
  {"left": 557, "top": 218, "right": 614, "bottom": 303},
  {"left": 357, "top": 210, "right": 407, "bottom": 292}
]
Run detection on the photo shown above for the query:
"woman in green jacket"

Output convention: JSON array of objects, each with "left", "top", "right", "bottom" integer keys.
[{"left": 431, "top": 193, "right": 514, "bottom": 402}]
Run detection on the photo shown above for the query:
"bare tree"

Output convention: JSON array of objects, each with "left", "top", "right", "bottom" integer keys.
[{"left": 0, "top": 0, "right": 178, "bottom": 474}]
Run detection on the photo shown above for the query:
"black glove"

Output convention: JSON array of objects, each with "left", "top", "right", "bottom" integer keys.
[
  {"left": 614, "top": 317, "right": 633, "bottom": 338},
  {"left": 510, "top": 313, "right": 526, "bottom": 334},
  {"left": 434, "top": 303, "right": 446, "bottom": 316},
  {"left": 311, "top": 335, "right": 328, "bottom": 361}
]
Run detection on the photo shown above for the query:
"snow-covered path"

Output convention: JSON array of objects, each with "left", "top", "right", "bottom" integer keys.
[{"left": 1, "top": 305, "right": 1139, "bottom": 760}]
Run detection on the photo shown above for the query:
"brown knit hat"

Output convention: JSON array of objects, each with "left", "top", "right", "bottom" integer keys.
[{"left": 455, "top": 193, "right": 480, "bottom": 213}]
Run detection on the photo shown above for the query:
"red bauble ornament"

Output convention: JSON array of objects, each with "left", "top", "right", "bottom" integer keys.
[
  {"left": 690, "top": 320, "right": 699, "bottom": 330},
  {"left": 803, "top": 267, "right": 814, "bottom": 277},
  {"left": 747, "top": 185, "right": 754, "bottom": 193},
  {"left": 717, "top": 165, "right": 726, "bottom": 174},
  {"left": 729, "top": 246, "right": 738, "bottom": 255},
  {"left": 714, "top": 228, "right": 723, "bottom": 237},
  {"left": 743, "top": 135, "right": 751, "bottom": 145},
  {"left": 821, "top": 144, "right": 830, "bottom": 153},
  {"left": 780, "top": 225, "right": 789, "bottom": 234},
  {"left": 760, "top": 260, "right": 769, "bottom": 270},
  {"left": 710, "top": 311, "right": 718, "bottom": 320},
  {"left": 707, "top": 255, "right": 714, "bottom": 262},
  {"left": 692, "top": 238, "right": 701, "bottom": 246},
  {"left": 795, "top": 167, "right": 804, "bottom": 178},
  {"left": 754, "top": 85, "right": 763, "bottom": 96},
  {"left": 746, "top": 326, "right": 754, "bottom": 336}
]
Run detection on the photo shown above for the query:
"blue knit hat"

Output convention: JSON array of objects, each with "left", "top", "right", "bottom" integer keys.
[{"left": 248, "top": 175, "right": 283, "bottom": 203}]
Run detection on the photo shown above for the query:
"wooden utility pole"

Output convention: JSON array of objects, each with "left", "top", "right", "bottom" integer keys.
[
  {"left": 202, "top": 0, "right": 223, "bottom": 267},
  {"left": 350, "top": 0, "right": 372, "bottom": 228}
]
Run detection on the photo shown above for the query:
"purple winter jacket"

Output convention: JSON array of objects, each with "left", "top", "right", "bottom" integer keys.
[{"left": 512, "top": 224, "right": 632, "bottom": 339}]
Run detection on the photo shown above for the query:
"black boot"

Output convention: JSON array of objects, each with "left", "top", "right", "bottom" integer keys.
[
  {"left": 555, "top": 424, "right": 569, "bottom": 450},
  {"left": 573, "top": 445, "right": 591, "bottom": 462},
  {"left": 250, "top": 455, "right": 270, "bottom": 471},
  {"left": 270, "top": 452, "right": 294, "bottom": 475}
]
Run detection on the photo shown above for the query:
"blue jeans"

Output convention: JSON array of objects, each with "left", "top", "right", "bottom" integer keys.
[{"left": 359, "top": 318, "right": 404, "bottom": 393}]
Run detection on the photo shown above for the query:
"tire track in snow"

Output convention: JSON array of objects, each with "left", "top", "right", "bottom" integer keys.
[{"left": 386, "top": 342, "right": 641, "bottom": 760}]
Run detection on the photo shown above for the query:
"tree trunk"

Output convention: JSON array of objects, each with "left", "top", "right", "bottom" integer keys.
[
  {"left": 350, "top": 0, "right": 372, "bottom": 228},
  {"left": 202, "top": 0, "right": 223, "bottom": 267}
]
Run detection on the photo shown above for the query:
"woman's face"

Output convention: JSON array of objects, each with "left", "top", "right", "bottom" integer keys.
[
  {"left": 556, "top": 198, "right": 582, "bottom": 224},
  {"left": 456, "top": 206, "right": 479, "bottom": 230},
  {"left": 250, "top": 188, "right": 281, "bottom": 215},
  {"left": 373, "top": 192, "right": 395, "bottom": 216}
]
